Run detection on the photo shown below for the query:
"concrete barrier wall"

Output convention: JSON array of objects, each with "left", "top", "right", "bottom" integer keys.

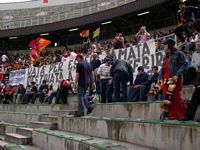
[
  {"left": 91, "top": 102, "right": 162, "bottom": 119},
  {"left": 33, "top": 131, "right": 102, "bottom": 150},
  {"left": 0, "top": 112, "right": 40, "bottom": 125},
  {"left": 0, "top": 104, "right": 77, "bottom": 114},
  {"left": 58, "top": 116, "right": 200, "bottom": 150}
]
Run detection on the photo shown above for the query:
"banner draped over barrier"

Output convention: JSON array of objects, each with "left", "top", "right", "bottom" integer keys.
[{"left": 9, "top": 40, "right": 165, "bottom": 87}]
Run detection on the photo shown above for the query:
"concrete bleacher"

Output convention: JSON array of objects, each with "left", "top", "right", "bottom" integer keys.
[{"left": 0, "top": 85, "right": 199, "bottom": 150}]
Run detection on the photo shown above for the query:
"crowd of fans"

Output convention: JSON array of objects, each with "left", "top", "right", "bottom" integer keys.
[{"left": 0, "top": 1, "right": 199, "bottom": 120}]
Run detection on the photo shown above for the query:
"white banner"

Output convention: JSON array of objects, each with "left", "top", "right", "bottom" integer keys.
[
  {"left": 24, "top": 60, "right": 77, "bottom": 87},
  {"left": 10, "top": 40, "right": 165, "bottom": 87}
]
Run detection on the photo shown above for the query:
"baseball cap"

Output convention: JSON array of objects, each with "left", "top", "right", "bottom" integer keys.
[{"left": 162, "top": 38, "right": 176, "bottom": 46}]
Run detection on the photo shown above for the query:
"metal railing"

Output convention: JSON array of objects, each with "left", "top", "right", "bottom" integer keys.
[{"left": 0, "top": 0, "right": 135, "bottom": 30}]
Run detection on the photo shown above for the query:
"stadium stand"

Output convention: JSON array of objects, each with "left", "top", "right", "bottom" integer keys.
[{"left": 0, "top": 0, "right": 200, "bottom": 150}]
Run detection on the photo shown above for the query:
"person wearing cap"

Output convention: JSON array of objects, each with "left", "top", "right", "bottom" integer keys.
[
  {"left": 174, "top": 1, "right": 199, "bottom": 43},
  {"left": 97, "top": 56, "right": 113, "bottom": 103},
  {"left": 74, "top": 54, "right": 95, "bottom": 117},
  {"left": 158, "top": 38, "right": 188, "bottom": 120}
]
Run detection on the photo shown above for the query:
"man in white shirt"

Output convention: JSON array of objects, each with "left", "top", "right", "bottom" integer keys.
[
  {"left": 1, "top": 54, "right": 8, "bottom": 63},
  {"left": 192, "top": 37, "right": 200, "bottom": 81},
  {"left": 97, "top": 56, "right": 113, "bottom": 103}
]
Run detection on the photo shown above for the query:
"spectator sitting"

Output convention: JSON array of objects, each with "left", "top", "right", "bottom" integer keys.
[
  {"left": 147, "top": 66, "right": 160, "bottom": 101},
  {"left": 32, "top": 80, "right": 48, "bottom": 104},
  {"left": 4, "top": 85, "right": 14, "bottom": 104},
  {"left": 22, "top": 82, "right": 38, "bottom": 104},
  {"left": 45, "top": 84, "right": 57, "bottom": 104},
  {"left": 128, "top": 66, "right": 149, "bottom": 102},
  {"left": 13, "top": 83, "right": 26, "bottom": 104},
  {"left": 55, "top": 79, "right": 72, "bottom": 104}
]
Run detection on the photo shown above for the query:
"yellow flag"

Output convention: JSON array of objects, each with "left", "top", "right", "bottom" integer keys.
[{"left": 93, "top": 28, "right": 100, "bottom": 39}]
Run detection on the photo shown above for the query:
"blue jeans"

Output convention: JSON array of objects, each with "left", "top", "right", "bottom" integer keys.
[
  {"left": 113, "top": 71, "right": 128, "bottom": 102},
  {"left": 100, "top": 79, "right": 113, "bottom": 103},
  {"left": 77, "top": 85, "right": 91, "bottom": 115}
]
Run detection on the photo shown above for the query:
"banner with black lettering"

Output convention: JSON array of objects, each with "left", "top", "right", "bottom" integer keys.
[
  {"left": 11, "top": 40, "right": 165, "bottom": 87},
  {"left": 112, "top": 40, "right": 165, "bottom": 75},
  {"left": 24, "top": 60, "right": 77, "bottom": 87}
]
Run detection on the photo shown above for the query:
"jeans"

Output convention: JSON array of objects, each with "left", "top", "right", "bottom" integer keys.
[
  {"left": 174, "top": 22, "right": 192, "bottom": 42},
  {"left": 46, "top": 92, "right": 57, "bottom": 104},
  {"left": 77, "top": 85, "right": 91, "bottom": 115},
  {"left": 113, "top": 71, "right": 128, "bottom": 102},
  {"left": 100, "top": 79, "right": 113, "bottom": 103}
]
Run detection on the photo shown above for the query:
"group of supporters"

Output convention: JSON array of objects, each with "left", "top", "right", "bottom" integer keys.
[{"left": 0, "top": 1, "right": 200, "bottom": 120}]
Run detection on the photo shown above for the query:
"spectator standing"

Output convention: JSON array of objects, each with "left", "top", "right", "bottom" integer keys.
[
  {"left": 110, "top": 59, "right": 133, "bottom": 102},
  {"left": 192, "top": 36, "right": 200, "bottom": 82},
  {"left": 74, "top": 54, "right": 95, "bottom": 117},
  {"left": 135, "top": 26, "right": 151, "bottom": 44},
  {"left": 97, "top": 56, "right": 113, "bottom": 103},
  {"left": 1, "top": 54, "right": 8, "bottom": 64},
  {"left": 174, "top": 1, "right": 199, "bottom": 43},
  {"left": 159, "top": 38, "right": 187, "bottom": 120}
]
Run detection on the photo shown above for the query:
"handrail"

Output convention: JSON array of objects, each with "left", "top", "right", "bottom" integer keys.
[{"left": 0, "top": 0, "right": 135, "bottom": 30}]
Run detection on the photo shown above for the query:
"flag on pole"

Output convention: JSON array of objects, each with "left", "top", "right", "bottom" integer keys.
[
  {"left": 36, "top": 37, "right": 51, "bottom": 51},
  {"left": 43, "top": 0, "right": 48, "bottom": 4},
  {"left": 80, "top": 29, "right": 89, "bottom": 38},
  {"left": 93, "top": 28, "right": 100, "bottom": 39}
]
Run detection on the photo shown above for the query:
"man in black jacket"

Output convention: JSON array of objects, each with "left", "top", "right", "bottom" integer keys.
[
  {"left": 110, "top": 59, "right": 133, "bottom": 102},
  {"left": 174, "top": 1, "right": 199, "bottom": 42}
]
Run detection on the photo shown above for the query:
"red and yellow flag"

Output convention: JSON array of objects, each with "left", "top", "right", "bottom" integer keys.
[
  {"left": 80, "top": 29, "right": 89, "bottom": 38},
  {"left": 36, "top": 37, "right": 51, "bottom": 51}
]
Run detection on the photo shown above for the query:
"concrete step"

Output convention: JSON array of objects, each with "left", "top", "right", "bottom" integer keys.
[
  {"left": 16, "top": 128, "right": 33, "bottom": 137},
  {"left": 0, "top": 122, "right": 26, "bottom": 136},
  {"left": 0, "top": 111, "right": 43, "bottom": 125},
  {"left": 58, "top": 115, "right": 200, "bottom": 150},
  {"left": 0, "top": 140, "right": 7, "bottom": 150},
  {"left": 33, "top": 128, "right": 129, "bottom": 150},
  {"left": 91, "top": 102, "right": 162, "bottom": 119},
  {"left": 29, "top": 121, "right": 57, "bottom": 130},
  {"left": 39, "top": 115, "right": 58, "bottom": 123},
  {"left": 52, "top": 110, "right": 77, "bottom": 116},
  {"left": 5, "top": 133, "right": 31, "bottom": 145},
  {"left": 0, "top": 103, "right": 78, "bottom": 114}
]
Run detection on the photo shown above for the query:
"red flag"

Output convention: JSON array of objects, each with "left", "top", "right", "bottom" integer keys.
[
  {"left": 29, "top": 39, "right": 39, "bottom": 50},
  {"left": 80, "top": 29, "right": 89, "bottom": 37},
  {"left": 30, "top": 49, "right": 38, "bottom": 61},
  {"left": 36, "top": 37, "right": 51, "bottom": 51},
  {"left": 43, "top": 0, "right": 48, "bottom": 4}
]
